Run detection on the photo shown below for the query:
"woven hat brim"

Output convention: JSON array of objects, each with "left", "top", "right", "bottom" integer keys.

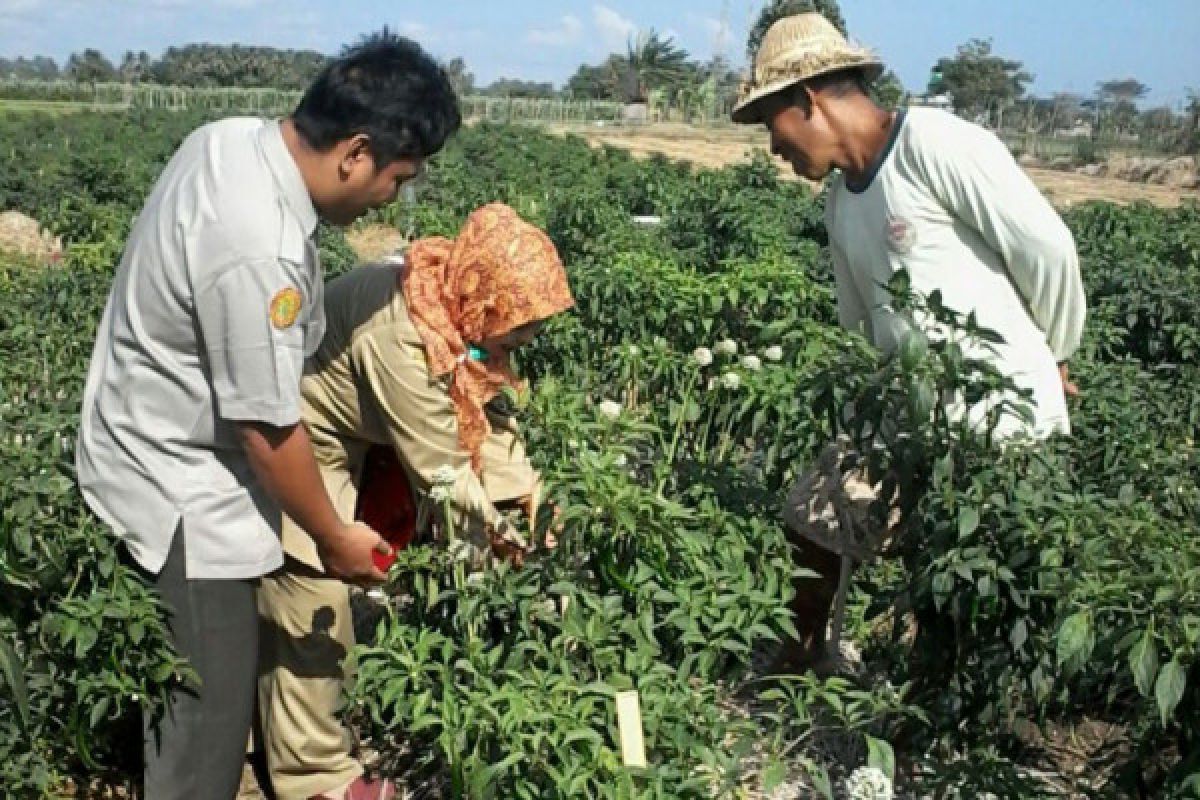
[{"left": 731, "top": 57, "right": 883, "bottom": 124}]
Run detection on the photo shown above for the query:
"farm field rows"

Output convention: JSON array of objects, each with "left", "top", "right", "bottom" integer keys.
[
  {"left": 1, "top": 110, "right": 1198, "bottom": 798},
  {"left": 543, "top": 122, "right": 1200, "bottom": 209}
]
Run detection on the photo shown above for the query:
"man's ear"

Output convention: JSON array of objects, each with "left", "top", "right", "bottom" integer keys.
[
  {"left": 798, "top": 83, "right": 819, "bottom": 120},
  {"left": 338, "top": 134, "right": 373, "bottom": 179}
]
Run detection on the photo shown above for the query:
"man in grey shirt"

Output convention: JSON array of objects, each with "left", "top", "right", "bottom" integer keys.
[{"left": 76, "top": 32, "right": 460, "bottom": 800}]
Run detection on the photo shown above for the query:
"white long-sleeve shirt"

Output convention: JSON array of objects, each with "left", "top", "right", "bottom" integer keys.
[{"left": 825, "top": 108, "right": 1086, "bottom": 438}]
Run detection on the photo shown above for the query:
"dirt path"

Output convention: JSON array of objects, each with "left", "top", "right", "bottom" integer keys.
[{"left": 545, "top": 123, "right": 1198, "bottom": 209}]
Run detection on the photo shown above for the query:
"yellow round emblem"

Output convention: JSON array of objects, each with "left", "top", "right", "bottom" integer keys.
[{"left": 269, "top": 287, "right": 303, "bottom": 329}]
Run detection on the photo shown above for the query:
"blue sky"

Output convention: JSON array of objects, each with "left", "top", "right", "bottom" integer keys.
[{"left": 1, "top": 0, "right": 1196, "bottom": 108}]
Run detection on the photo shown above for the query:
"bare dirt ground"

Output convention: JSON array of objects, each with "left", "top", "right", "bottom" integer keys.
[{"left": 545, "top": 123, "right": 1199, "bottom": 209}]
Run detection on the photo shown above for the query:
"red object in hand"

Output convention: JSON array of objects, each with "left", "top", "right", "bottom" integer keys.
[{"left": 356, "top": 446, "right": 418, "bottom": 571}]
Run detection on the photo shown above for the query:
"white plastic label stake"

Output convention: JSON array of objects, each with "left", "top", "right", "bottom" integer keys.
[{"left": 615, "top": 690, "right": 647, "bottom": 768}]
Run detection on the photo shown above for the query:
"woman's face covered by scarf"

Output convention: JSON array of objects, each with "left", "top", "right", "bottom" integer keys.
[
  {"left": 402, "top": 203, "right": 574, "bottom": 471},
  {"left": 479, "top": 318, "right": 546, "bottom": 354}
]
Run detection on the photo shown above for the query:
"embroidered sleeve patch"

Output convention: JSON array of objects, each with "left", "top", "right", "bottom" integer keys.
[{"left": 269, "top": 287, "right": 303, "bottom": 329}]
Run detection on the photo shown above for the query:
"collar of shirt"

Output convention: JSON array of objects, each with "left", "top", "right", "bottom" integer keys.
[
  {"left": 844, "top": 109, "right": 908, "bottom": 195},
  {"left": 257, "top": 119, "right": 319, "bottom": 239}
]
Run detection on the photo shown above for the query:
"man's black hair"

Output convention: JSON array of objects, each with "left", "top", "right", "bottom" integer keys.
[
  {"left": 790, "top": 67, "right": 871, "bottom": 114},
  {"left": 293, "top": 28, "right": 461, "bottom": 165}
]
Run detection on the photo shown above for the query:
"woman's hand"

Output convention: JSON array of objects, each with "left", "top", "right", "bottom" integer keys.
[
  {"left": 1059, "top": 362, "right": 1080, "bottom": 398},
  {"left": 520, "top": 486, "right": 563, "bottom": 550},
  {"left": 488, "top": 522, "right": 528, "bottom": 567}
]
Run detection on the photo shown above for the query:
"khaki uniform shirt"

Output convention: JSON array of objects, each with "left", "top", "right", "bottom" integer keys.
[
  {"left": 77, "top": 118, "right": 324, "bottom": 579},
  {"left": 283, "top": 260, "right": 538, "bottom": 570}
]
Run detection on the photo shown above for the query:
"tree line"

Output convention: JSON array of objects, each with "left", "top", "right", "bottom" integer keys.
[{"left": 1, "top": 0, "right": 1195, "bottom": 151}]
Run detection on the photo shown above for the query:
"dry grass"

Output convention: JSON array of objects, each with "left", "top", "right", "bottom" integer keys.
[
  {"left": 345, "top": 224, "right": 407, "bottom": 264},
  {"left": 0, "top": 210, "right": 63, "bottom": 265}
]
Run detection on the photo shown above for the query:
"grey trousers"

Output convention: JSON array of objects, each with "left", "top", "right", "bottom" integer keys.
[{"left": 142, "top": 530, "right": 258, "bottom": 800}]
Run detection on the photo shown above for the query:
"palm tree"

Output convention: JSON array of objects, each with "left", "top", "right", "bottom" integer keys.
[{"left": 610, "top": 30, "right": 690, "bottom": 104}]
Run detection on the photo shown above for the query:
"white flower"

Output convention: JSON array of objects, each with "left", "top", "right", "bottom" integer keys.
[
  {"left": 428, "top": 485, "right": 451, "bottom": 503},
  {"left": 614, "top": 454, "right": 628, "bottom": 467},
  {"left": 719, "top": 372, "right": 741, "bottom": 390},
  {"left": 568, "top": 439, "right": 580, "bottom": 450},
  {"left": 447, "top": 539, "right": 473, "bottom": 561},
  {"left": 740, "top": 355, "right": 762, "bottom": 371},
  {"left": 844, "top": 766, "right": 893, "bottom": 800},
  {"left": 130, "top": 693, "right": 140, "bottom": 702},
  {"left": 692, "top": 347, "right": 713, "bottom": 367},
  {"left": 598, "top": 400, "right": 622, "bottom": 419},
  {"left": 714, "top": 339, "right": 738, "bottom": 356},
  {"left": 627, "top": 345, "right": 640, "bottom": 357},
  {"left": 431, "top": 465, "right": 458, "bottom": 487},
  {"left": 763, "top": 345, "right": 784, "bottom": 362}
]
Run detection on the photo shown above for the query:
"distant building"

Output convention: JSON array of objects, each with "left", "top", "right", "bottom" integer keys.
[
  {"left": 908, "top": 93, "right": 953, "bottom": 111},
  {"left": 1055, "top": 121, "right": 1093, "bottom": 138}
]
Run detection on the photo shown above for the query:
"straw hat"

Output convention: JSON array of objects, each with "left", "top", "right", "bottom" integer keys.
[{"left": 731, "top": 13, "right": 883, "bottom": 124}]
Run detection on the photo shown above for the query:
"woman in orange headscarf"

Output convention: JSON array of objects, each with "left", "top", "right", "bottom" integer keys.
[
  {"left": 403, "top": 202, "right": 575, "bottom": 477},
  {"left": 254, "top": 203, "right": 573, "bottom": 800}
]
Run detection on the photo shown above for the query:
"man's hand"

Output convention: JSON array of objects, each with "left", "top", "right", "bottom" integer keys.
[
  {"left": 239, "top": 420, "right": 389, "bottom": 586},
  {"left": 1058, "top": 362, "right": 1080, "bottom": 398},
  {"left": 317, "top": 522, "right": 391, "bottom": 586}
]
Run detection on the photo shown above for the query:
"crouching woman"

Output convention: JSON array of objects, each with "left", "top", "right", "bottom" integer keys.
[{"left": 256, "top": 203, "right": 574, "bottom": 800}]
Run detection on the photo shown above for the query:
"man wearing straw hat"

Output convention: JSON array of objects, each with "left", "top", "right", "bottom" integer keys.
[{"left": 733, "top": 13, "right": 1086, "bottom": 673}]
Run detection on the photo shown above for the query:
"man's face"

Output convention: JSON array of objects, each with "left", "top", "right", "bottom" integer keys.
[
  {"left": 324, "top": 136, "right": 423, "bottom": 226},
  {"left": 760, "top": 89, "right": 837, "bottom": 181}
]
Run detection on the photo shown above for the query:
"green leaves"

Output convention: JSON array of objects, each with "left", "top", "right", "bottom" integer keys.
[
  {"left": 957, "top": 506, "right": 980, "bottom": 540},
  {"left": 3, "top": 108, "right": 1200, "bottom": 798},
  {"left": 0, "top": 637, "right": 29, "bottom": 731},
  {"left": 1056, "top": 611, "right": 1094, "bottom": 674},
  {"left": 897, "top": 329, "right": 929, "bottom": 372},
  {"left": 1129, "top": 625, "right": 1159, "bottom": 698},
  {"left": 1154, "top": 659, "right": 1187, "bottom": 727},
  {"left": 865, "top": 735, "right": 896, "bottom": 782}
]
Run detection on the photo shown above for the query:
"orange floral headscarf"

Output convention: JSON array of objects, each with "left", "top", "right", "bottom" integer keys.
[{"left": 401, "top": 203, "right": 574, "bottom": 473}]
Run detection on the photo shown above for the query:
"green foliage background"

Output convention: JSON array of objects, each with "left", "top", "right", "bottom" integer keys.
[{"left": 0, "top": 110, "right": 1197, "bottom": 797}]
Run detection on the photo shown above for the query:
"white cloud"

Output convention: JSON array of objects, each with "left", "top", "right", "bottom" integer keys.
[
  {"left": 593, "top": 4, "right": 636, "bottom": 50},
  {"left": 526, "top": 14, "right": 582, "bottom": 47}
]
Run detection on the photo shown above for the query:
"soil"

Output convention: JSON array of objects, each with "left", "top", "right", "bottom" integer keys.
[{"left": 545, "top": 122, "right": 1200, "bottom": 209}]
